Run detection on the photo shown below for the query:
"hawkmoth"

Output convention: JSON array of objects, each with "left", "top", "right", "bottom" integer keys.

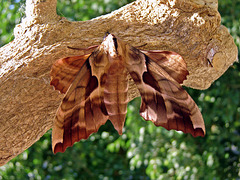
[{"left": 50, "top": 33, "right": 205, "bottom": 154}]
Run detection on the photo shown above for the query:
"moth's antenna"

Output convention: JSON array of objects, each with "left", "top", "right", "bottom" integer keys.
[
  {"left": 207, "top": 58, "right": 213, "bottom": 67},
  {"left": 135, "top": 43, "right": 147, "bottom": 49}
]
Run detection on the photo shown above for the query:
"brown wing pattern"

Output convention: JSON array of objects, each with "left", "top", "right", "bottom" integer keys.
[
  {"left": 143, "top": 59, "right": 205, "bottom": 137},
  {"left": 141, "top": 50, "right": 189, "bottom": 84},
  {"left": 50, "top": 45, "right": 98, "bottom": 94},
  {"left": 126, "top": 47, "right": 205, "bottom": 137},
  {"left": 52, "top": 61, "right": 109, "bottom": 153},
  {"left": 52, "top": 36, "right": 129, "bottom": 153}
]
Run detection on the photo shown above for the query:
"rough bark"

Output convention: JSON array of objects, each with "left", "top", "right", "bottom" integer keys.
[{"left": 0, "top": 0, "right": 237, "bottom": 166}]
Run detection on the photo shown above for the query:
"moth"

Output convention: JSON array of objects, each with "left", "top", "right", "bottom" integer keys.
[{"left": 50, "top": 33, "right": 205, "bottom": 154}]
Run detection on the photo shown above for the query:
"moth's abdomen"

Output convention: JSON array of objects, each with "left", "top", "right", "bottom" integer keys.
[{"left": 103, "top": 62, "right": 128, "bottom": 134}]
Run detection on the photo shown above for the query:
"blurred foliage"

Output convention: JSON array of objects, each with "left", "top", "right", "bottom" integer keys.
[
  {"left": 0, "top": 0, "right": 239, "bottom": 179},
  {"left": 56, "top": 0, "right": 133, "bottom": 21},
  {"left": 0, "top": 0, "right": 25, "bottom": 46}
]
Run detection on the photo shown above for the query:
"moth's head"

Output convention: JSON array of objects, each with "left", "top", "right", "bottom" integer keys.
[
  {"left": 101, "top": 33, "right": 128, "bottom": 58},
  {"left": 101, "top": 33, "right": 117, "bottom": 58}
]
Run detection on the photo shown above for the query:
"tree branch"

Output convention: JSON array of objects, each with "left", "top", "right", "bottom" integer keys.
[{"left": 0, "top": 0, "right": 237, "bottom": 166}]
